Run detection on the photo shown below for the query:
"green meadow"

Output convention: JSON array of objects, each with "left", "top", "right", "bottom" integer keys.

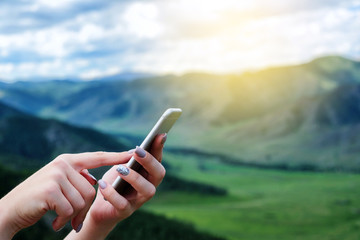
[{"left": 146, "top": 152, "right": 360, "bottom": 240}]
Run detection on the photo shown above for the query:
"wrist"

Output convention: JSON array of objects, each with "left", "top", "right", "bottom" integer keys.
[
  {"left": 0, "top": 196, "right": 21, "bottom": 239},
  {"left": 65, "top": 214, "right": 117, "bottom": 240},
  {"left": 85, "top": 215, "right": 117, "bottom": 238}
]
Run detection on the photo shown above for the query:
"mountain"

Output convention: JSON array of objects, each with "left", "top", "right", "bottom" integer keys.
[
  {"left": 91, "top": 71, "right": 157, "bottom": 81},
  {"left": 195, "top": 82, "right": 360, "bottom": 171},
  {"left": 1, "top": 56, "right": 360, "bottom": 171},
  {"left": 0, "top": 101, "right": 128, "bottom": 169},
  {"left": 0, "top": 73, "right": 229, "bottom": 134},
  {"left": 2, "top": 56, "right": 359, "bottom": 128},
  {"left": 219, "top": 56, "right": 360, "bottom": 123}
]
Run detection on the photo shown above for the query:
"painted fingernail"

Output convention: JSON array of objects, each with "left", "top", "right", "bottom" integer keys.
[
  {"left": 117, "top": 165, "right": 130, "bottom": 176},
  {"left": 88, "top": 173, "right": 97, "bottom": 183},
  {"left": 76, "top": 222, "right": 83, "bottom": 233},
  {"left": 98, "top": 179, "right": 107, "bottom": 189},
  {"left": 135, "top": 146, "right": 146, "bottom": 158},
  {"left": 56, "top": 225, "right": 65, "bottom": 232},
  {"left": 161, "top": 133, "right": 167, "bottom": 145},
  {"left": 128, "top": 149, "right": 135, "bottom": 154}
]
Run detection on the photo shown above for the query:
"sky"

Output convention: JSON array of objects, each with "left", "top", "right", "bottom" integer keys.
[{"left": 0, "top": 0, "right": 359, "bottom": 81}]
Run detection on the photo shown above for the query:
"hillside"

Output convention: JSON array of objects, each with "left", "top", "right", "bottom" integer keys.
[
  {"left": 0, "top": 101, "right": 128, "bottom": 169},
  {"left": 1, "top": 56, "right": 360, "bottom": 171}
]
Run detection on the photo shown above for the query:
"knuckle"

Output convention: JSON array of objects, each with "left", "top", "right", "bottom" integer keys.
[
  {"left": 38, "top": 201, "right": 49, "bottom": 212},
  {"left": 52, "top": 156, "right": 69, "bottom": 170},
  {"left": 55, "top": 154, "right": 70, "bottom": 162},
  {"left": 94, "top": 151, "right": 106, "bottom": 164},
  {"left": 158, "top": 165, "right": 166, "bottom": 179},
  {"left": 146, "top": 185, "right": 156, "bottom": 199},
  {"left": 85, "top": 187, "right": 96, "bottom": 200},
  {"left": 79, "top": 199, "right": 86, "bottom": 209},
  {"left": 132, "top": 172, "right": 141, "bottom": 183},
  {"left": 44, "top": 182, "right": 60, "bottom": 196},
  {"left": 75, "top": 198, "right": 86, "bottom": 210},
  {"left": 51, "top": 169, "right": 65, "bottom": 182},
  {"left": 94, "top": 151, "right": 106, "bottom": 157},
  {"left": 117, "top": 200, "right": 128, "bottom": 211},
  {"left": 63, "top": 206, "right": 74, "bottom": 217}
]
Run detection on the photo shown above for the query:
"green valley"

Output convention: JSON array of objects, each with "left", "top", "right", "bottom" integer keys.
[{"left": 147, "top": 152, "right": 360, "bottom": 240}]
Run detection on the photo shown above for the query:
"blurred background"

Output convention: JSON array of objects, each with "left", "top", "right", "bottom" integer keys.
[{"left": 1, "top": 0, "right": 360, "bottom": 239}]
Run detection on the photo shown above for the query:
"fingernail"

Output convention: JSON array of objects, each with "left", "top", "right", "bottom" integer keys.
[
  {"left": 135, "top": 146, "right": 146, "bottom": 158},
  {"left": 76, "top": 222, "right": 83, "bottom": 233},
  {"left": 56, "top": 225, "right": 65, "bottom": 232},
  {"left": 117, "top": 165, "right": 130, "bottom": 176},
  {"left": 161, "top": 133, "right": 167, "bottom": 145},
  {"left": 128, "top": 149, "right": 135, "bottom": 154},
  {"left": 98, "top": 179, "right": 107, "bottom": 189},
  {"left": 88, "top": 173, "right": 97, "bottom": 183}
]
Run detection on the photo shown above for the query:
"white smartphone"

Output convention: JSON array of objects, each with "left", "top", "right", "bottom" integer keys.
[{"left": 112, "top": 108, "right": 182, "bottom": 194}]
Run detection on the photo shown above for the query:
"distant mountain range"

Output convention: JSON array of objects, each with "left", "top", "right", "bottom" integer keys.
[{"left": 1, "top": 55, "right": 360, "bottom": 171}]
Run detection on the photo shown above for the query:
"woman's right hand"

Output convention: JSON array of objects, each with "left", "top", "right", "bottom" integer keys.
[{"left": 0, "top": 151, "right": 132, "bottom": 239}]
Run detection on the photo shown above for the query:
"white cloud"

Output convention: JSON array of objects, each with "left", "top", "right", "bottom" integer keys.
[
  {"left": 122, "top": 2, "right": 360, "bottom": 74},
  {"left": 0, "top": 64, "right": 15, "bottom": 80},
  {"left": 123, "top": 2, "right": 162, "bottom": 39},
  {"left": 79, "top": 66, "right": 122, "bottom": 80},
  {"left": 35, "top": 0, "right": 77, "bottom": 9},
  {"left": 0, "top": 0, "right": 359, "bottom": 81}
]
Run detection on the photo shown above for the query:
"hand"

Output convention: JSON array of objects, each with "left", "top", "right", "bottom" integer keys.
[
  {"left": 65, "top": 134, "right": 167, "bottom": 240},
  {"left": 0, "top": 151, "right": 132, "bottom": 239}
]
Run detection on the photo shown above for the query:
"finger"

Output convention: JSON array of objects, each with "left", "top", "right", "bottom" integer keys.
[
  {"left": 150, "top": 134, "right": 166, "bottom": 162},
  {"left": 116, "top": 165, "right": 156, "bottom": 203},
  {"left": 133, "top": 147, "right": 166, "bottom": 187},
  {"left": 102, "top": 165, "right": 122, "bottom": 182},
  {"left": 49, "top": 191, "right": 74, "bottom": 231},
  {"left": 80, "top": 169, "right": 98, "bottom": 185},
  {"left": 97, "top": 179, "right": 132, "bottom": 214},
  {"left": 60, "top": 151, "right": 132, "bottom": 171},
  {"left": 57, "top": 180, "right": 86, "bottom": 231},
  {"left": 67, "top": 168, "right": 96, "bottom": 231}
]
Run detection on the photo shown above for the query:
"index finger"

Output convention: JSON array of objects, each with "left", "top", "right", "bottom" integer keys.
[
  {"left": 150, "top": 134, "right": 166, "bottom": 162},
  {"left": 61, "top": 151, "right": 132, "bottom": 171}
]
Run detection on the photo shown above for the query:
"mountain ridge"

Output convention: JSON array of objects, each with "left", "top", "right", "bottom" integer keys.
[
  {"left": 0, "top": 101, "right": 129, "bottom": 169},
  {"left": 1, "top": 55, "right": 360, "bottom": 171}
]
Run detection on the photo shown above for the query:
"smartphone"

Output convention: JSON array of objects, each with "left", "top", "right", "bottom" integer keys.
[{"left": 112, "top": 108, "right": 182, "bottom": 195}]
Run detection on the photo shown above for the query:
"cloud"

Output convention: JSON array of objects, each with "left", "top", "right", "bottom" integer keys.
[
  {"left": 0, "top": 0, "right": 359, "bottom": 81},
  {"left": 79, "top": 66, "right": 122, "bottom": 80},
  {"left": 123, "top": 2, "right": 163, "bottom": 39}
]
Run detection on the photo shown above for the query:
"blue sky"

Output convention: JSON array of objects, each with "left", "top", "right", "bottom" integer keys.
[{"left": 0, "top": 0, "right": 359, "bottom": 81}]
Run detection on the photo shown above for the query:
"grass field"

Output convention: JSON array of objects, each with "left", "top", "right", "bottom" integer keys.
[{"left": 145, "top": 152, "right": 360, "bottom": 240}]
